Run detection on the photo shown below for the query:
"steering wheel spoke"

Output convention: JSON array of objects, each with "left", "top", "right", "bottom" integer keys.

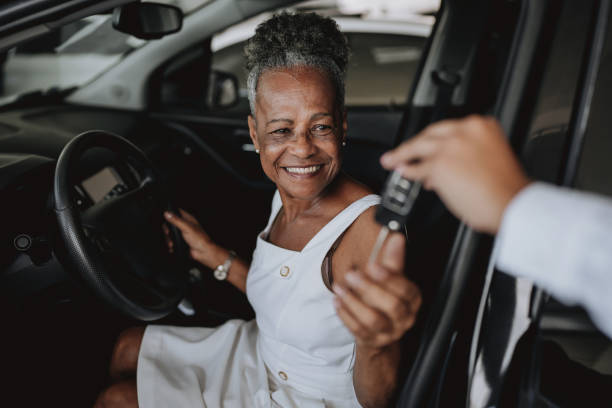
[{"left": 83, "top": 226, "right": 113, "bottom": 253}]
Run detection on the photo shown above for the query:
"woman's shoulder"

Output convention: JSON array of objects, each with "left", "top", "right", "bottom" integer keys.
[
  {"left": 334, "top": 175, "right": 380, "bottom": 229},
  {"left": 331, "top": 204, "right": 382, "bottom": 285},
  {"left": 330, "top": 177, "right": 382, "bottom": 270},
  {"left": 334, "top": 174, "right": 378, "bottom": 205}
]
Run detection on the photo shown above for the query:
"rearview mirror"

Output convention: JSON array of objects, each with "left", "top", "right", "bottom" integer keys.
[
  {"left": 206, "top": 70, "right": 239, "bottom": 110},
  {"left": 112, "top": 2, "right": 183, "bottom": 40}
]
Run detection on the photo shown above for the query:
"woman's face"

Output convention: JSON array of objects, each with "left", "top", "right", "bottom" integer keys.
[{"left": 248, "top": 66, "right": 346, "bottom": 201}]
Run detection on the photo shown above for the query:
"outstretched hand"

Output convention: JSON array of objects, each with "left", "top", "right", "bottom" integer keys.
[
  {"left": 333, "top": 233, "right": 421, "bottom": 350},
  {"left": 380, "top": 115, "right": 530, "bottom": 233}
]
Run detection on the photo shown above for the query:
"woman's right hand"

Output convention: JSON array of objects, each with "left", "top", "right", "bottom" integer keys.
[{"left": 163, "top": 209, "right": 221, "bottom": 269}]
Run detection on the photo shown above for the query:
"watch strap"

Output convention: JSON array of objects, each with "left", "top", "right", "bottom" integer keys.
[{"left": 213, "top": 250, "right": 236, "bottom": 280}]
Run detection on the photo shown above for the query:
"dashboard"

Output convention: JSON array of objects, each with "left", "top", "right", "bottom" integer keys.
[
  {"left": 0, "top": 143, "right": 141, "bottom": 306},
  {"left": 1, "top": 154, "right": 61, "bottom": 305}
]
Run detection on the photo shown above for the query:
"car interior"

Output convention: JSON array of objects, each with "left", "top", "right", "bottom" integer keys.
[{"left": 1, "top": 0, "right": 612, "bottom": 407}]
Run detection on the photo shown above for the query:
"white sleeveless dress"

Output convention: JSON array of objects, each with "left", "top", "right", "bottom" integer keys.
[{"left": 137, "top": 191, "right": 380, "bottom": 408}]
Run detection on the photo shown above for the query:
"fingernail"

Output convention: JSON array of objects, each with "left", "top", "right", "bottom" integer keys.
[
  {"left": 345, "top": 271, "right": 361, "bottom": 286},
  {"left": 164, "top": 212, "right": 172, "bottom": 219},
  {"left": 332, "top": 284, "right": 345, "bottom": 296}
]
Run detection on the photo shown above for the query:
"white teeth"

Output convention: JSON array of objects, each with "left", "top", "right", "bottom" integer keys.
[{"left": 285, "top": 165, "right": 322, "bottom": 174}]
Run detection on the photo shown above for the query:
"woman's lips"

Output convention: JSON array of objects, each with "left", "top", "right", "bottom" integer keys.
[{"left": 281, "top": 164, "right": 323, "bottom": 177}]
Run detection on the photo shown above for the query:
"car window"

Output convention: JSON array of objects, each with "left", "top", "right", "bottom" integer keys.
[
  {"left": 0, "top": 16, "right": 133, "bottom": 101},
  {"left": 156, "top": 1, "right": 435, "bottom": 116},
  {"left": 345, "top": 32, "right": 424, "bottom": 106},
  {"left": 211, "top": 31, "right": 426, "bottom": 115},
  {"left": 0, "top": 0, "right": 214, "bottom": 103}
]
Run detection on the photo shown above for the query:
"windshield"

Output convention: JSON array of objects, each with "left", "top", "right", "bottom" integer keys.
[{"left": 0, "top": 0, "right": 213, "bottom": 102}]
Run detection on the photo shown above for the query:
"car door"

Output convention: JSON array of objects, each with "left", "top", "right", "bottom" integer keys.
[
  {"left": 465, "top": 1, "right": 612, "bottom": 407},
  {"left": 383, "top": 0, "right": 582, "bottom": 406},
  {"left": 505, "top": 2, "right": 612, "bottom": 406}
]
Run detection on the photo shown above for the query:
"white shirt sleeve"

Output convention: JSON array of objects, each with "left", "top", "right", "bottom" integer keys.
[{"left": 496, "top": 182, "right": 612, "bottom": 338}]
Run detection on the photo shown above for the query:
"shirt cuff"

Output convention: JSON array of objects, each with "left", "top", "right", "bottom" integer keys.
[{"left": 495, "top": 182, "right": 612, "bottom": 338}]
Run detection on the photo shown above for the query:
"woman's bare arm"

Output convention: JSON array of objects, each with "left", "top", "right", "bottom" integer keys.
[{"left": 333, "top": 211, "right": 421, "bottom": 407}]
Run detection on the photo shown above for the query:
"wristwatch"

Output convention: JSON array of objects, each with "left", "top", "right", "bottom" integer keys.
[{"left": 213, "top": 250, "right": 237, "bottom": 280}]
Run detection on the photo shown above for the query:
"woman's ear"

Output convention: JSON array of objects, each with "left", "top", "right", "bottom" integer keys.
[{"left": 247, "top": 115, "right": 260, "bottom": 152}]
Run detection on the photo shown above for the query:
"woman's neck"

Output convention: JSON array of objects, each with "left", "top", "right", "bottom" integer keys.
[{"left": 278, "top": 175, "right": 345, "bottom": 222}]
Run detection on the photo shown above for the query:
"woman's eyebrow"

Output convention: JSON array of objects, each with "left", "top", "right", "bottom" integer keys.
[
  {"left": 310, "top": 112, "right": 332, "bottom": 120},
  {"left": 266, "top": 118, "right": 293, "bottom": 126}
]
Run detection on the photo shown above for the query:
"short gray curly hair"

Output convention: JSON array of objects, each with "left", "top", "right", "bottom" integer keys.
[{"left": 244, "top": 12, "right": 349, "bottom": 116}]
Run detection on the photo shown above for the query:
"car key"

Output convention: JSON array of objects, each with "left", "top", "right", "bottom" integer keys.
[{"left": 369, "top": 170, "right": 422, "bottom": 262}]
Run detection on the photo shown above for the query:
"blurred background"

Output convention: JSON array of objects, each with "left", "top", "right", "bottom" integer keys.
[{"left": 0, "top": 0, "right": 440, "bottom": 105}]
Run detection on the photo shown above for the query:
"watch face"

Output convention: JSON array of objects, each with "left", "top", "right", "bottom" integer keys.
[{"left": 214, "top": 268, "right": 227, "bottom": 280}]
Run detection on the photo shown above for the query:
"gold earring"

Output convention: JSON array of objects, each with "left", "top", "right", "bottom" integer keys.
[{"left": 255, "top": 148, "right": 260, "bottom": 154}]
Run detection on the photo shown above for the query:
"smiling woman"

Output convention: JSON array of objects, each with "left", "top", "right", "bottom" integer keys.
[
  {"left": 248, "top": 67, "right": 344, "bottom": 202},
  {"left": 96, "top": 11, "right": 421, "bottom": 408}
]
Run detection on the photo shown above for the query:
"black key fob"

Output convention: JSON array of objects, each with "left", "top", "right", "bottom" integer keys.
[{"left": 375, "top": 170, "right": 422, "bottom": 231}]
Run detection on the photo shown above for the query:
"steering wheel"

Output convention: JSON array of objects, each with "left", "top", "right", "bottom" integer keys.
[{"left": 54, "top": 130, "right": 189, "bottom": 321}]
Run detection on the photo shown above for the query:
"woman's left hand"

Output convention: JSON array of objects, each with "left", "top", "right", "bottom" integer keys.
[{"left": 333, "top": 233, "right": 422, "bottom": 350}]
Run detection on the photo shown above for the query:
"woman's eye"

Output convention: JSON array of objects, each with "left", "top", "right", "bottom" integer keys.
[
  {"left": 311, "top": 124, "right": 333, "bottom": 136},
  {"left": 271, "top": 128, "right": 291, "bottom": 135}
]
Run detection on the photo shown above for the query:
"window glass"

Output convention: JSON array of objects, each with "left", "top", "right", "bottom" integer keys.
[
  {"left": 210, "top": 32, "right": 425, "bottom": 116},
  {"left": 212, "top": 32, "right": 428, "bottom": 111},
  {"left": 344, "top": 33, "right": 425, "bottom": 106},
  {"left": 0, "top": 0, "right": 214, "bottom": 102},
  {"left": 208, "top": 2, "right": 434, "bottom": 116}
]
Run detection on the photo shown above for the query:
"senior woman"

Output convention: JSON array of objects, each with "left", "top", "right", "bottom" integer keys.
[{"left": 95, "top": 12, "right": 421, "bottom": 408}]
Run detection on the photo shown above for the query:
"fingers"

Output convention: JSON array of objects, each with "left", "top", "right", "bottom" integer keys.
[
  {"left": 343, "top": 270, "right": 420, "bottom": 330},
  {"left": 162, "top": 223, "right": 174, "bottom": 253},
  {"left": 179, "top": 209, "right": 198, "bottom": 224},
  {"left": 334, "top": 298, "right": 384, "bottom": 346},
  {"left": 378, "top": 232, "right": 405, "bottom": 273},
  {"left": 380, "top": 119, "right": 457, "bottom": 170},
  {"left": 334, "top": 230, "right": 422, "bottom": 346},
  {"left": 366, "top": 263, "right": 420, "bottom": 303},
  {"left": 345, "top": 271, "right": 403, "bottom": 314},
  {"left": 164, "top": 211, "right": 192, "bottom": 232},
  {"left": 334, "top": 273, "right": 418, "bottom": 346},
  {"left": 380, "top": 137, "right": 437, "bottom": 170},
  {"left": 333, "top": 283, "right": 391, "bottom": 334}
]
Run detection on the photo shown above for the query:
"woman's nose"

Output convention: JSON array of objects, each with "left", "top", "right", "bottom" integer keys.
[{"left": 290, "top": 131, "right": 317, "bottom": 158}]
